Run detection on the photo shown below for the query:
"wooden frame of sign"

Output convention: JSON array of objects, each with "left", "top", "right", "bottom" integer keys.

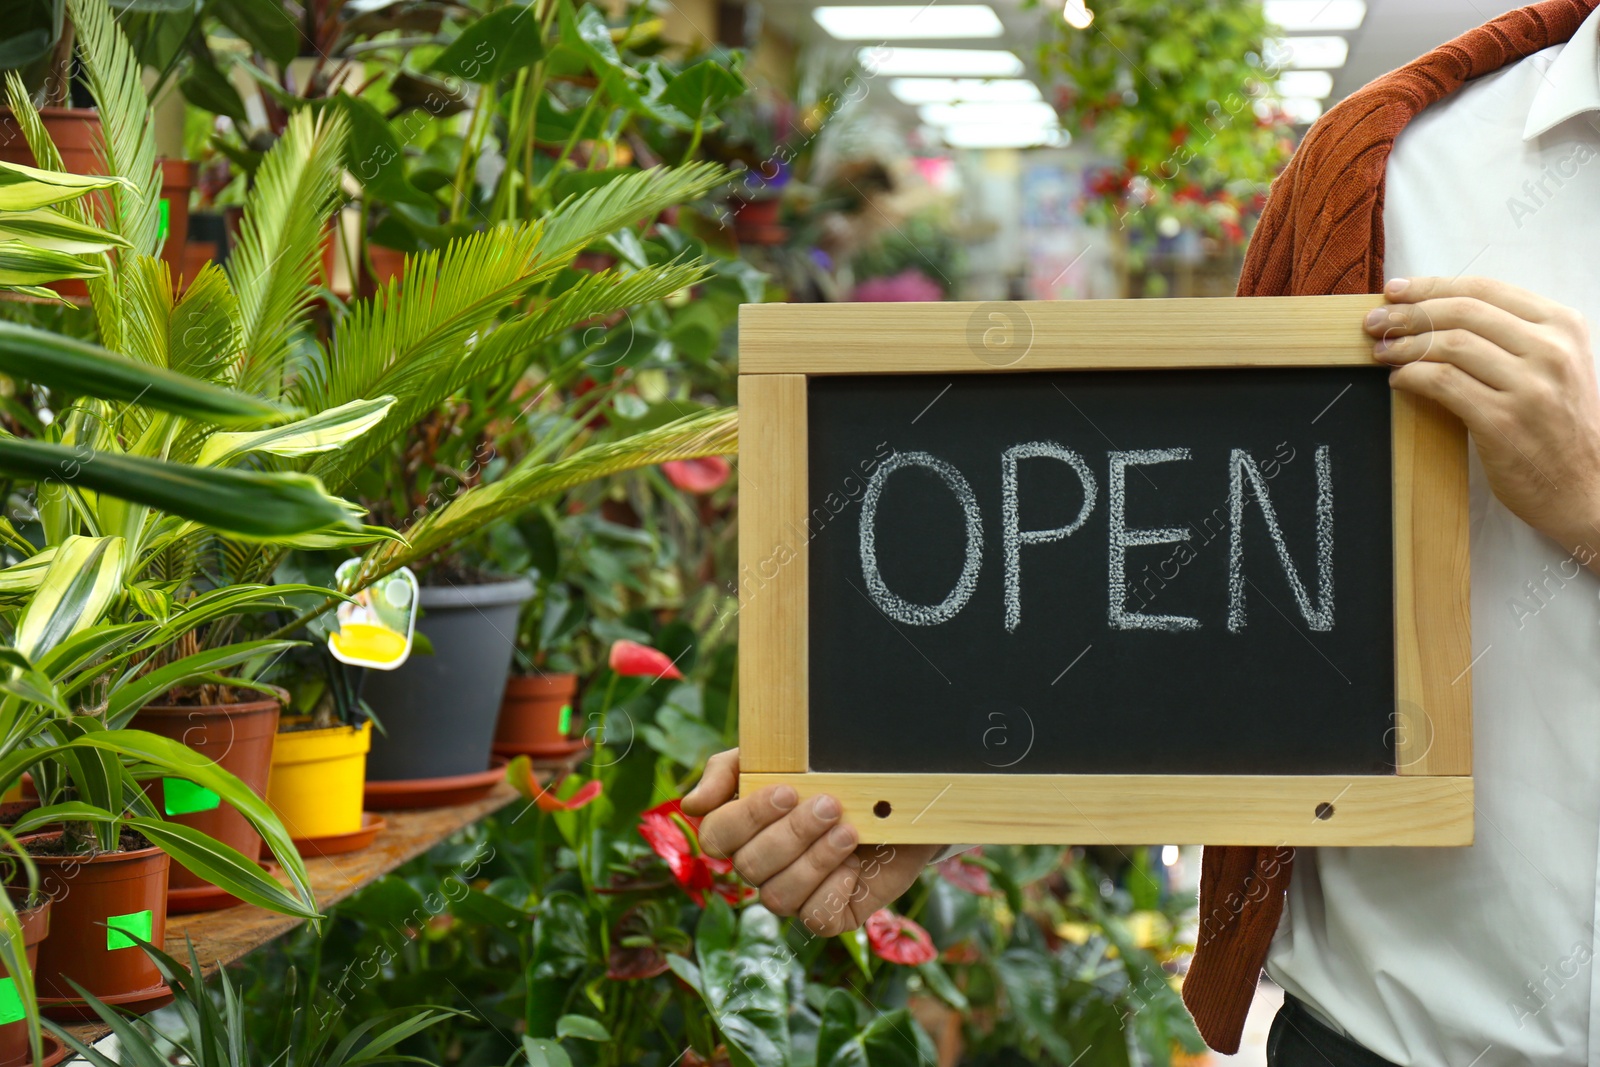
[{"left": 736, "top": 294, "right": 1474, "bottom": 847}]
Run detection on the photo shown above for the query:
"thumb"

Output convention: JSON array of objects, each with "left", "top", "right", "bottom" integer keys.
[{"left": 682, "top": 747, "right": 740, "bottom": 816}]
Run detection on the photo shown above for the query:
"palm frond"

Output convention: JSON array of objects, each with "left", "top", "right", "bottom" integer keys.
[
  {"left": 535, "top": 163, "right": 725, "bottom": 267},
  {"left": 357, "top": 406, "right": 737, "bottom": 581},
  {"left": 228, "top": 108, "right": 349, "bottom": 398},
  {"left": 311, "top": 260, "right": 709, "bottom": 492}
]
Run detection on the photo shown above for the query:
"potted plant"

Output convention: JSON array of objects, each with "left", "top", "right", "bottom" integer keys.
[{"left": 0, "top": 890, "right": 52, "bottom": 1067}]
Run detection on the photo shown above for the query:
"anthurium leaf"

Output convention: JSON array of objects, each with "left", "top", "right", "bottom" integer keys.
[
  {"left": 331, "top": 93, "right": 435, "bottom": 208},
  {"left": 104, "top": 639, "right": 297, "bottom": 727},
  {"left": 127, "top": 817, "right": 317, "bottom": 918},
  {"left": 0, "top": 439, "right": 368, "bottom": 542},
  {"left": 13, "top": 535, "right": 124, "bottom": 660},
  {"left": 554, "top": 1015, "right": 611, "bottom": 1042},
  {"left": 430, "top": 5, "right": 545, "bottom": 84},
  {"left": 198, "top": 396, "right": 396, "bottom": 466},
  {"left": 520, "top": 1038, "right": 573, "bottom": 1067},
  {"left": 213, "top": 0, "right": 299, "bottom": 66},
  {"left": 74, "top": 730, "right": 316, "bottom": 918},
  {"left": 662, "top": 58, "right": 745, "bottom": 119},
  {"left": 0, "top": 321, "right": 290, "bottom": 426}
]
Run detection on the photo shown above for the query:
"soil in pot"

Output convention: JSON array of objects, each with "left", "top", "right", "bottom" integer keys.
[
  {"left": 266, "top": 718, "right": 371, "bottom": 841},
  {"left": 0, "top": 894, "right": 50, "bottom": 1067},
  {"left": 363, "top": 577, "right": 534, "bottom": 783},
  {"left": 494, "top": 673, "right": 579, "bottom": 755},
  {"left": 130, "top": 697, "right": 279, "bottom": 912},
  {"left": 14, "top": 830, "right": 170, "bottom": 1019}
]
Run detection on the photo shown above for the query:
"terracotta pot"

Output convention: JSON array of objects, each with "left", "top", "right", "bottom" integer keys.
[
  {"left": 157, "top": 159, "right": 196, "bottom": 275},
  {"left": 0, "top": 896, "right": 49, "bottom": 1067},
  {"left": 730, "top": 197, "right": 786, "bottom": 246},
  {"left": 494, "top": 674, "right": 578, "bottom": 751},
  {"left": 130, "top": 698, "right": 280, "bottom": 912},
  {"left": 19, "top": 833, "right": 170, "bottom": 1018},
  {"left": 364, "top": 244, "right": 406, "bottom": 294}
]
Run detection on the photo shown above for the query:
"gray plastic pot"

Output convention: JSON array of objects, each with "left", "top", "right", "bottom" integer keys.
[{"left": 363, "top": 577, "right": 534, "bottom": 782}]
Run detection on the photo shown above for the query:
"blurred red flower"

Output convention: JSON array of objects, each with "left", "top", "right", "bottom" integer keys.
[
  {"left": 865, "top": 908, "right": 936, "bottom": 966},
  {"left": 638, "top": 799, "right": 754, "bottom": 907},
  {"left": 663, "top": 457, "right": 731, "bottom": 494},
  {"left": 936, "top": 849, "right": 994, "bottom": 895},
  {"left": 609, "top": 639, "right": 683, "bottom": 680},
  {"left": 506, "top": 758, "right": 603, "bottom": 812}
]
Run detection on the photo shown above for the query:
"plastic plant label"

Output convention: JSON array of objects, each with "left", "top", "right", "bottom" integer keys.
[
  {"left": 163, "top": 778, "right": 221, "bottom": 815},
  {"left": 106, "top": 909, "right": 153, "bottom": 951},
  {"left": 157, "top": 198, "right": 170, "bottom": 244},
  {"left": 0, "top": 977, "right": 23, "bottom": 1024},
  {"left": 329, "top": 562, "right": 418, "bottom": 671},
  {"left": 559, "top": 704, "right": 572, "bottom": 734}
]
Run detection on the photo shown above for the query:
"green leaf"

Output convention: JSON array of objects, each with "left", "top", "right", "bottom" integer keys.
[
  {"left": 554, "top": 1015, "right": 611, "bottom": 1042},
  {"left": 178, "top": 51, "right": 249, "bottom": 126},
  {"left": 213, "top": 0, "right": 299, "bottom": 66},
  {"left": 104, "top": 639, "right": 297, "bottom": 727},
  {"left": 332, "top": 93, "right": 433, "bottom": 209},
  {"left": 198, "top": 396, "right": 394, "bottom": 466},
  {"left": 0, "top": 439, "right": 369, "bottom": 542},
  {"left": 0, "top": 321, "right": 289, "bottom": 426},
  {"left": 0, "top": 207, "right": 130, "bottom": 253},
  {"left": 127, "top": 817, "right": 317, "bottom": 918},
  {"left": 520, "top": 1038, "right": 573, "bottom": 1067},
  {"left": 430, "top": 6, "right": 545, "bottom": 85},
  {"left": 13, "top": 535, "right": 124, "bottom": 660},
  {"left": 662, "top": 59, "right": 745, "bottom": 119},
  {"left": 0, "top": 159, "right": 130, "bottom": 212},
  {"left": 0, "top": 242, "right": 105, "bottom": 287}
]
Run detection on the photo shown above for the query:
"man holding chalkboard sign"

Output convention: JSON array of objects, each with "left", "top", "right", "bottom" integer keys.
[{"left": 689, "top": 2, "right": 1600, "bottom": 1064}]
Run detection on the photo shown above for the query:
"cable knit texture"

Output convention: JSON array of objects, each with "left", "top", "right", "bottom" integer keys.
[{"left": 1182, "top": 0, "right": 1599, "bottom": 1052}]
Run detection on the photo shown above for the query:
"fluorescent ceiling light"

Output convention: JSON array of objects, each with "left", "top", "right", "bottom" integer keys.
[
  {"left": 814, "top": 5, "right": 1003, "bottom": 40},
  {"left": 920, "top": 102, "right": 1059, "bottom": 127},
  {"left": 890, "top": 78, "right": 1042, "bottom": 104},
  {"left": 1265, "top": 35, "right": 1349, "bottom": 69},
  {"left": 1279, "top": 96, "right": 1325, "bottom": 124},
  {"left": 1265, "top": 0, "right": 1366, "bottom": 31},
  {"left": 941, "top": 124, "right": 1068, "bottom": 149},
  {"left": 1276, "top": 70, "right": 1334, "bottom": 98},
  {"left": 858, "top": 46, "right": 1025, "bottom": 77}
]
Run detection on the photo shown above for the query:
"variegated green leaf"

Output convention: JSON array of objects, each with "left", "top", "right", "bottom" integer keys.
[
  {"left": 197, "top": 396, "right": 396, "bottom": 467},
  {"left": 0, "top": 207, "right": 130, "bottom": 254},
  {"left": 13, "top": 535, "right": 125, "bottom": 660},
  {"left": 0, "top": 241, "right": 106, "bottom": 286},
  {"left": 0, "top": 547, "right": 56, "bottom": 602},
  {"left": 0, "top": 158, "right": 131, "bottom": 212}
]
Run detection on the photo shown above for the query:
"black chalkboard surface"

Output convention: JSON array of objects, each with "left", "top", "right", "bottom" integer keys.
[{"left": 807, "top": 367, "right": 1395, "bottom": 776}]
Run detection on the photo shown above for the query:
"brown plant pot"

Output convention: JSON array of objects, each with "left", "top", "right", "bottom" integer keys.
[
  {"left": 130, "top": 698, "right": 280, "bottom": 913},
  {"left": 0, "top": 896, "right": 49, "bottom": 1067},
  {"left": 493, "top": 674, "right": 579, "bottom": 753},
  {"left": 0, "top": 108, "right": 105, "bottom": 304},
  {"left": 730, "top": 197, "right": 786, "bottom": 246},
  {"left": 158, "top": 159, "right": 196, "bottom": 276},
  {"left": 19, "top": 833, "right": 171, "bottom": 1019},
  {"left": 363, "top": 244, "right": 406, "bottom": 294}
]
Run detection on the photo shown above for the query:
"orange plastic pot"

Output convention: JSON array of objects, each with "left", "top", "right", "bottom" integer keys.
[
  {"left": 130, "top": 698, "right": 279, "bottom": 912},
  {"left": 21, "top": 834, "right": 170, "bottom": 1019},
  {"left": 158, "top": 159, "right": 196, "bottom": 275},
  {"left": 0, "top": 108, "right": 105, "bottom": 304},
  {"left": 494, "top": 674, "right": 578, "bottom": 751},
  {"left": 0, "top": 896, "right": 49, "bottom": 1067}
]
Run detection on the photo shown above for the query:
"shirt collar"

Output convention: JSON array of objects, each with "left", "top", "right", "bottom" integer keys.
[{"left": 1523, "top": 4, "right": 1600, "bottom": 141}]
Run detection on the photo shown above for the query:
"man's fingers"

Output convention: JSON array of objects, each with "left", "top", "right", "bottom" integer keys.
[
  {"left": 754, "top": 820, "right": 859, "bottom": 918},
  {"left": 798, "top": 856, "right": 863, "bottom": 937},
  {"left": 1388, "top": 361, "right": 1500, "bottom": 435},
  {"left": 1382, "top": 275, "right": 1565, "bottom": 323},
  {"left": 1366, "top": 298, "right": 1533, "bottom": 370},
  {"left": 730, "top": 794, "right": 843, "bottom": 884},
  {"left": 681, "top": 748, "right": 738, "bottom": 817},
  {"left": 698, "top": 783, "right": 798, "bottom": 859},
  {"left": 1373, "top": 326, "right": 1519, "bottom": 390}
]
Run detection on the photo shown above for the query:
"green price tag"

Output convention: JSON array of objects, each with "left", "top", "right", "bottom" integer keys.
[
  {"left": 558, "top": 703, "right": 572, "bottom": 735},
  {"left": 106, "top": 909, "right": 153, "bottom": 951},
  {"left": 163, "top": 777, "right": 221, "bottom": 815},
  {"left": 0, "top": 977, "right": 23, "bottom": 1025}
]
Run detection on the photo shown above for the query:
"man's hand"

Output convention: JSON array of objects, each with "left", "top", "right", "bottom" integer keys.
[
  {"left": 1368, "top": 276, "right": 1600, "bottom": 565},
  {"left": 682, "top": 749, "right": 940, "bottom": 936}
]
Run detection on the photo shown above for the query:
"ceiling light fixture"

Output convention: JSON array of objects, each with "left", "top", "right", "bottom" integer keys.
[
  {"left": 920, "top": 101, "right": 1060, "bottom": 127},
  {"left": 1276, "top": 70, "right": 1334, "bottom": 98},
  {"left": 1264, "top": 0, "right": 1366, "bottom": 32},
  {"left": 940, "top": 124, "right": 1070, "bottom": 149},
  {"left": 889, "top": 78, "right": 1043, "bottom": 104},
  {"left": 1264, "top": 35, "right": 1349, "bottom": 70},
  {"left": 814, "top": 5, "right": 1003, "bottom": 40},
  {"left": 857, "top": 46, "right": 1026, "bottom": 77},
  {"left": 1062, "top": 0, "right": 1093, "bottom": 29}
]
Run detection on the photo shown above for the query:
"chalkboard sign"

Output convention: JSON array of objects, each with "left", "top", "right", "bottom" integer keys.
[{"left": 738, "top": 297, "right": 1473, "bottom": 847}]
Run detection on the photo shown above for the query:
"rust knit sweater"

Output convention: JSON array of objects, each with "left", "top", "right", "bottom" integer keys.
[{"left": 1181, "top": 0, "right": 1600, "bottom": 1053}]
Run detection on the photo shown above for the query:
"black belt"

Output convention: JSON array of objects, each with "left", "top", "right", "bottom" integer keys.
[{"left": 1268, "top": 994, "right": 1402, "bottom": 1067}]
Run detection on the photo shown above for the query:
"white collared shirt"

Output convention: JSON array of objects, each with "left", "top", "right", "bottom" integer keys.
[{"left": 1265, "top": 9, "right": 1600, "bottom": 1066}]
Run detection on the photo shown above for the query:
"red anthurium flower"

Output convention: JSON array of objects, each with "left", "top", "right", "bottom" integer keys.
[
  {"left": 937, "top": 849, "right": 993, "bottom": 896},
  {"left": 865, "top": 908, "right": 937, "bottom": 966},
  {"left": 638, "top": 799, "right": 753, "bottom": 907},
  {"left": 506, "top": 757, "right": 603, "bottom": 812},
  {"left": 662, "top": 457, "right": 731, "bottom": 494},
  {"left": 609, "top": 639, "right": 683, "bottom": 680}
]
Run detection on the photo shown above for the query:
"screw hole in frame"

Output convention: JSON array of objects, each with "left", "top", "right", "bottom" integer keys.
[
  {"left": 1314, "top": 802, "right": 1335, "bottom": 821},
  {"left": 873, "top": 800, "right": 892, "bottom": 819}
]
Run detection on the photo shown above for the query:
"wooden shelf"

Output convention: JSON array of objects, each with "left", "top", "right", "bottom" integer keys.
[{"left": 64, "top": 782, "right": 523, "bottom": 1045}]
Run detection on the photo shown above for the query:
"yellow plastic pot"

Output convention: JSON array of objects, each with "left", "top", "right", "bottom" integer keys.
[{"left": 266, "top": 719, "right": 371, "bottom": 840}]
